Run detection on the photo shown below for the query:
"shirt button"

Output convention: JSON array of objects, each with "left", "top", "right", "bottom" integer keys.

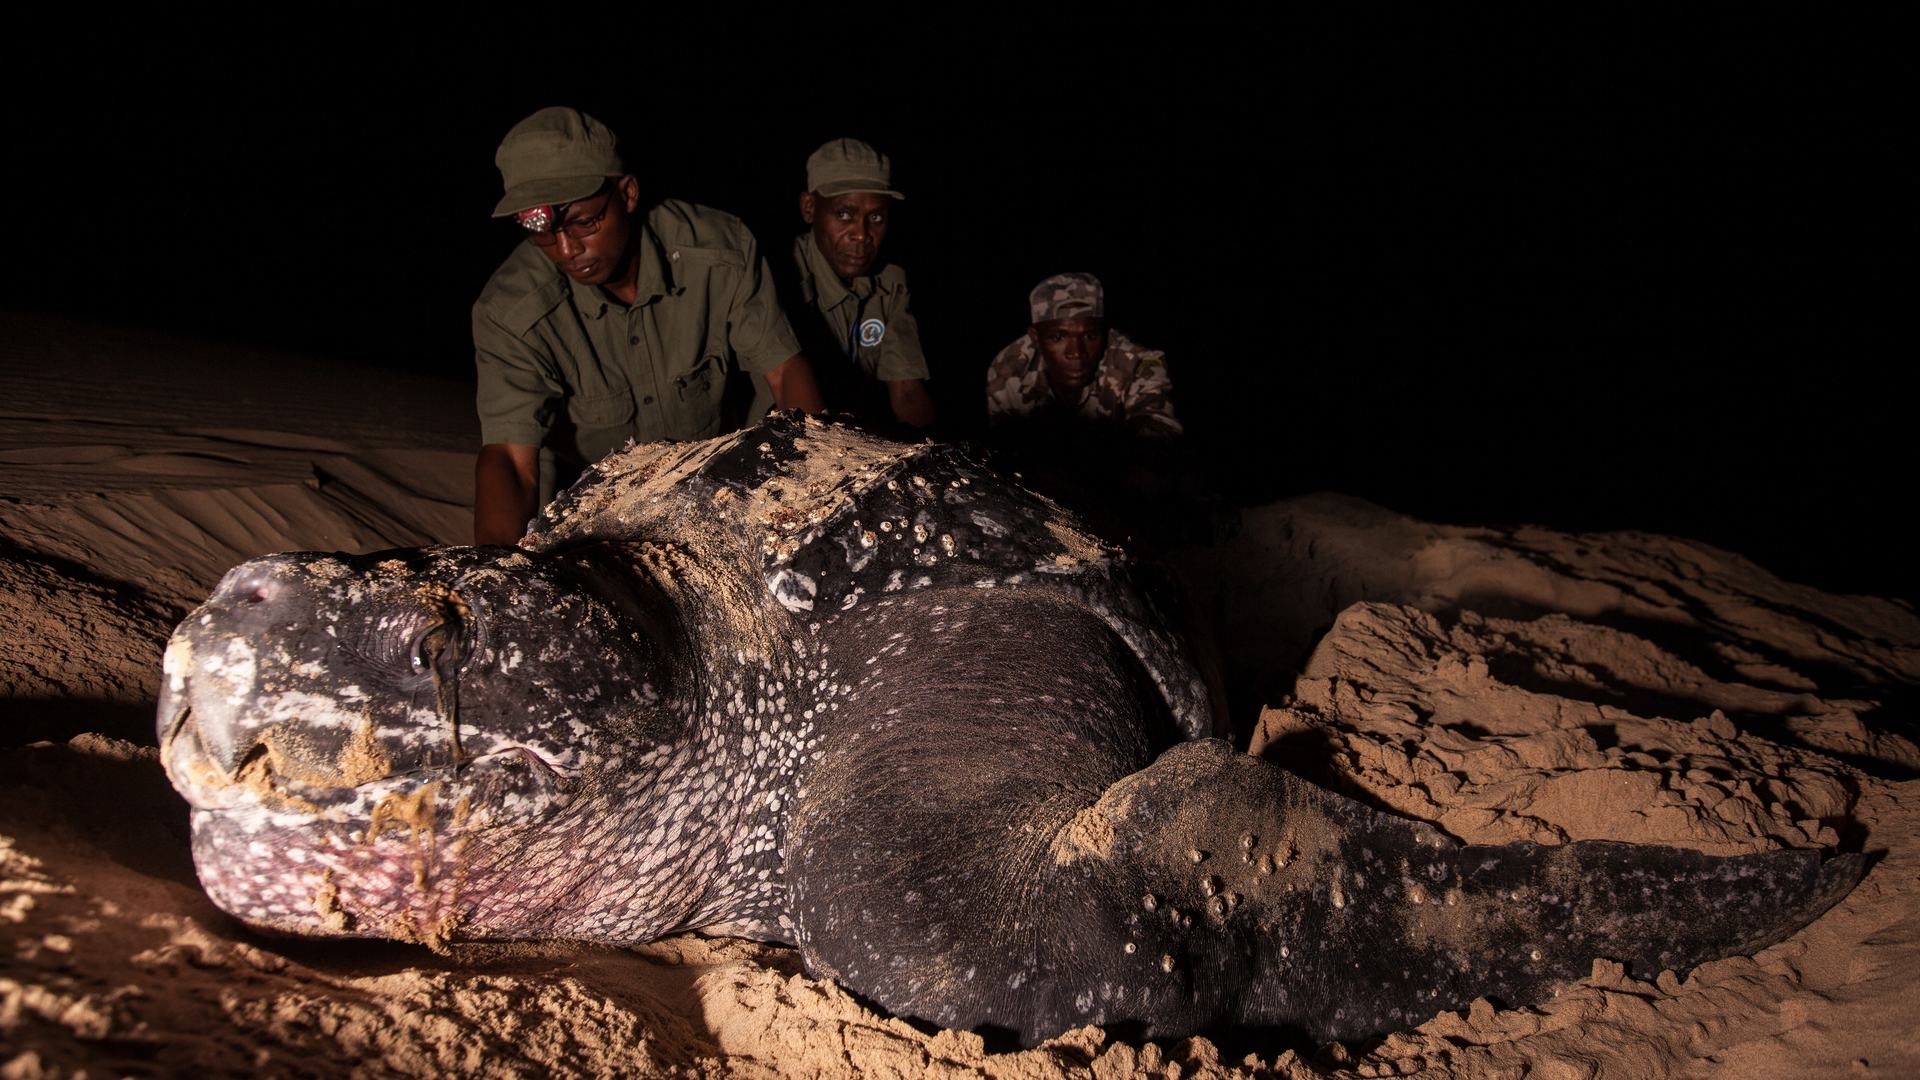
[
  {"left": 629, "top": 336, "right": 639, "bottom": 344},
  {"left": 642, "top": 395, "right": 654, "bottom": 404}
]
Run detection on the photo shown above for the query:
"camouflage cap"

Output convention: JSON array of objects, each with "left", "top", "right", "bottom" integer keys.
[
  {"left": 806, "top": 138, "right": 905, "bottom": 200},
  {"left": 491, "top": 107, "right": 625, "bottom": 218},
  {"left": 1029, "top": 272, "right": 1105, "bottom": 324}
]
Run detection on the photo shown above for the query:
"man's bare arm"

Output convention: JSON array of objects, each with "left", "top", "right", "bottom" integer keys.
[
  {"left": 765, "top": 353, "right": 827, "bottom": 414},
  {"left": 474, "top": 442, "right": 539, "bottom": 545},
  {"left": 887, "top": 378, "right": 937, "bottom": 429}
]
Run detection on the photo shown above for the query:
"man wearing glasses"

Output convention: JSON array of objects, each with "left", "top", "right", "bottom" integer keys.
[{"left": 472, "top": 107, "right": 824, "bottom": 544}]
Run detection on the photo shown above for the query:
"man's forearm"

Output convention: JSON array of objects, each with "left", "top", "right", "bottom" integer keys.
[
  {"left": 766, "top": 354, "right": 826, "bottom": 414},
  {"left": 474, "top": 443, "right": 539, "bottom": 544},
  {"left": 888, "top": 378, "right": 937, "bottom": 429}
]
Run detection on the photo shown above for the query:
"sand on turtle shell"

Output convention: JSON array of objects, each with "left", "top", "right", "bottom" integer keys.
[{"left": 3, "top": 316, "right": 1916, "bottom": 1077}]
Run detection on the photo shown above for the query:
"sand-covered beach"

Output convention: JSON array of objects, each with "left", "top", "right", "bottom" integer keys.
[{"left": 3, "top": 314, "right": 1916, "bottom": 1077}]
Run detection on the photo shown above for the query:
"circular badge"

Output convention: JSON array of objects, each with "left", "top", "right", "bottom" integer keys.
[{"left": 858, "top": 318, "right": 886, "bottom": 348}]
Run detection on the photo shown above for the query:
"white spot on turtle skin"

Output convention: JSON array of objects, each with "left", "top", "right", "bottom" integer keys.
[
  {"left": 770, "top": 569, "right": 818, "bottom": 612},
  {"left": 1160, "top": 954, "right": 1176, "bottom": 973},
  {"left": 164, "top": 637, "right": 193, "bottom": 693}
]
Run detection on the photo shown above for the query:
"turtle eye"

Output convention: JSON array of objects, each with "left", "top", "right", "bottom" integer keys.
[{"left": 409, "top": 608, "right": 468, "bottom": 679}]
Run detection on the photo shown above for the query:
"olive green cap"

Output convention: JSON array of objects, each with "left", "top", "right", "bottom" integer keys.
[
  {"left": 805, "top": 138, "right": 904, "bottom": 200},
  {"left": 491, "top": 107, "right": 625, "bottom": 218}
]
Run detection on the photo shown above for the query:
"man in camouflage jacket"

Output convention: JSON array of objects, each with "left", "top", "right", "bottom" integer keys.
[{"left": 984, "top": 272, "right": 1181, "bottom": 437}]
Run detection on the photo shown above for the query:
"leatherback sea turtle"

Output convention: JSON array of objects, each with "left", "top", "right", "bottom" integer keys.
[{"left": 158, "top": 414, "right": 1861, "bottom": 1047}]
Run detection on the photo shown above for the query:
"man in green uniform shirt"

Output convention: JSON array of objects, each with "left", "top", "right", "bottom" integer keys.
[
  {"left": 472, "top": 107, "right": 824, "bottom": 543},
  {"left": 770, "top": 138, "right": 934, "bottom": 433}
]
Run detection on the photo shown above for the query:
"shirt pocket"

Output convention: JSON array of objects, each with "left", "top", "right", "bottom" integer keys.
[
  {"left": 567, "top": 389, "right": 637, "bottom": 464},
  {"left": 673, "top": 353, "right": 726, "bottom": 401},
  {"left": 670, "top": 354, "right": 730, "bottom": 438},
  {"left": 568, "top": 389, "right": 635, "bottom": 429}
]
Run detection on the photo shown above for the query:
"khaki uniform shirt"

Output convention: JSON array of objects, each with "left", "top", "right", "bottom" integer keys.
[
  {"left": 794, "top": 234, "right": 928, "bottom": 383},
  {"left": 984, "top": 329, "right": 1183, "bottom": 436},
  {"left": 473, "top": 199, "right": 802, "bottom": 470},
  {"left": 753, "top": 235, "right": 930, "bottom": 421}
]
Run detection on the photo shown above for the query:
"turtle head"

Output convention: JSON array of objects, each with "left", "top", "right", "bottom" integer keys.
[{"left": 158, "top": 545, "right": 671, "bottom": 945}]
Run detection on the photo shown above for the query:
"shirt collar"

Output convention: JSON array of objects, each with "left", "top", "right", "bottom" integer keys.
[
  {"left": 565, "top": 221, "right": 674, "bottom": 319},
  {"left": 795, "top": 233, "right": 885, "bottom": 311}
]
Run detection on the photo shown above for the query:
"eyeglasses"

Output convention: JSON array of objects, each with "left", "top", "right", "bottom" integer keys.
[{"left": 518, "top": 187, "right": 619, "bottom": 248}]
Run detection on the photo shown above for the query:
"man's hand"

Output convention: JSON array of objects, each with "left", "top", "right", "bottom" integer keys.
[
  {"left": 887, "top": 378, "right": 936, "bottom": 429},
  {"left": 765, "top": 353, "right": 826, "bottom": 414},
  {"left": 474, "top": 443, "right": 539, "bottom": 545}
]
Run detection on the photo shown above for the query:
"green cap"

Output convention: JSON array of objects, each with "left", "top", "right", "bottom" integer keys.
[
  {"left": 491, "top": 107, "right": 625, "bottom": 218},
  {"left": 805, "top": 138, "right": 904, "bottom": 200}
]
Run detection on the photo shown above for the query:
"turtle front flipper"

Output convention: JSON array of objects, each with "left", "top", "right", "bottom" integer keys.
[{"left": 786, "top": 589, "right": 1864, "bottom": 1047}]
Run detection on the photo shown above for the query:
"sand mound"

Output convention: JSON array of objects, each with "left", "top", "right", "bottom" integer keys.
[{"left": 2, "top": 323, "right": 1915, "bottom": 1077}]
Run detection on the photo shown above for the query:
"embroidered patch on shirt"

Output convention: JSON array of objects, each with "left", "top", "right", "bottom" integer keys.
[{"left": 858, "top": 318, "right": 886, "bottom": 348}]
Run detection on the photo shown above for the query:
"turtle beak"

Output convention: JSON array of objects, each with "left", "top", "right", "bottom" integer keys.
[
  {"left": 161, "top": 557, "right": 311, "bottom": 771},
  {"left": 157, "top": 555, "right": 378, "bottom": 805},
  {"left": 157, "top": 649, "right": 256, "bottom": 810}
]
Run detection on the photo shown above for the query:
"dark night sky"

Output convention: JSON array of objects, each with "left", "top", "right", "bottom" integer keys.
[{"left": 3, "top": 12, "right": 1908, "bottom": 600}]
